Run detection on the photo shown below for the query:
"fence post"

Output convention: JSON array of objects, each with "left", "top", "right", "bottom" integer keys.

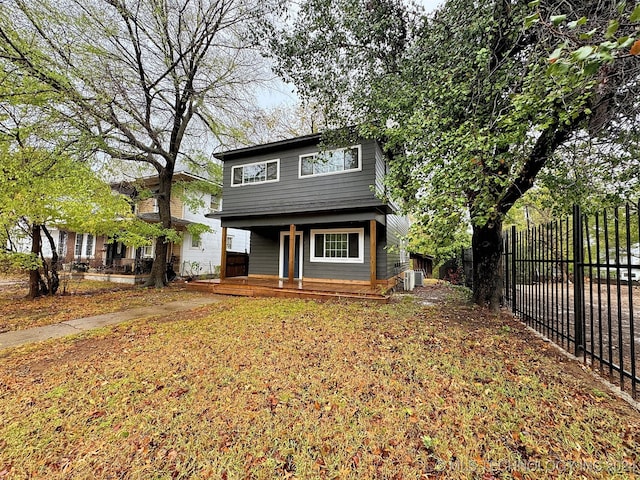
[
  {"left": 572, "top": 205, "right": 585, "bottom": 356},
  {"left": 511, "top": 225, "right": 517, "bottom": 313}
]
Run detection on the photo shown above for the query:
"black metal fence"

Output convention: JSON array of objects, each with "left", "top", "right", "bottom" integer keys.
[{"left": 503, "top": 203, "right": 640, "bottom": 400}]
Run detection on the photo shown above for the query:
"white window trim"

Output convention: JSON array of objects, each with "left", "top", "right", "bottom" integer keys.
[
  {"left": 209, "top": 194, "right": 222, "bottom": 213},
  {"left": 231, "top": 159, "right": 280, "bottom": 187},
  {"left": 190, "top": 234, "right": 202, "bottom": 250},
  {"left": 142, "top": 243, "right": 155, "bottom": 258},
  {"left": 310, "top": 228, "right": 365, "bottom": 264},
  {"left": 298, "top": 145, "right": 362, "bottom": 179}
]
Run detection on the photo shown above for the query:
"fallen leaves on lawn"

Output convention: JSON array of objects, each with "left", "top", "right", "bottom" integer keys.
[
  {"left": 0, "top": 295, "right": 638, "bottom": 479},
  {"left": 0, "top": 280, "right": 205, "bottom": 332}
]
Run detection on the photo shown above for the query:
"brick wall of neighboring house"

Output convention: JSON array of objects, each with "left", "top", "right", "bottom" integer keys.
[
  {"left": 93, "top": 236, "right": 106, "bottom": 267},
  {"left": 137, "top": 196, "right": 185, "bottom": 218},
  {"left": 64, "top": 232, "right": 77, "bottom": 263}
]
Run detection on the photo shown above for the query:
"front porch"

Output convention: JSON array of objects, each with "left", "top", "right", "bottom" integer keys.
[{"left": 186, "top": 276, "right": 392, "bottom": 303}]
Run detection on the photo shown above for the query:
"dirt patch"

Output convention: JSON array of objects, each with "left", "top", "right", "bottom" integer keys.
[{"left": 410, "top": 282, "right": 468, "bottom": 305}]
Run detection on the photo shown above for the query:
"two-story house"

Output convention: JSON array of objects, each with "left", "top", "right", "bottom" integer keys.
[{"left": 201, "top": 132, "right": 410, "bottom": 300}]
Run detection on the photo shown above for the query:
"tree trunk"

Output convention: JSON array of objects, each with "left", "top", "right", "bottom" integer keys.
[
  {"left": 28, "top": 224, "right": 41, "bottom": 299},
  {"left": 471, "top": 219, "right": 504, "bottom": 311},
  {"left": 42, "top": 225, "right": 59, "bottom": 295},
  {"left": 28, "top": 224, "right": 47, "bottom": 299},
  {"left": 145, "top": 167, "right": 173, "bottom": 287},
  {"left": 146, "top": 238, "right": 169, "bottom": 287}
]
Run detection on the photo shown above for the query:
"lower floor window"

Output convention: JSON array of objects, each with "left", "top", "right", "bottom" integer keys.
[{"left": 310, "top": 228, "right": 364, "bottom": 263}]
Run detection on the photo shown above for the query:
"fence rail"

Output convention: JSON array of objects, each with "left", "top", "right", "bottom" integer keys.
[{"left": 503, "top": 203, "right": 640, "bottom": 400}]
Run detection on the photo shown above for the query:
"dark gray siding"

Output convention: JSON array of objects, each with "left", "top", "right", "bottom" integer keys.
[
  {"left": 374, "top": 142, "right": 387, "bottom": 198},
  {"left": 376, "top": 222, "right": 388, "bottom": 279},
  {"left": 246, "top": 221, "right": 390, "bottom": 281},
  {"left": 221, "top": 139, "right": 385, "bottom": 216},
  {"left": 247, "top": 229, "right": 279, "bottom": 276},
  {"left": 385, "top": 214, "right": 410, "bottom": 278}
]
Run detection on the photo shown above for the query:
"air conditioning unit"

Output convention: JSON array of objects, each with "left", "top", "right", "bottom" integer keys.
[
  {"left": 414, "top": 270, "right": 424, "bottom": 287},
  {"left": 403, "top": 270, "right": 415, "bottom": 291}
]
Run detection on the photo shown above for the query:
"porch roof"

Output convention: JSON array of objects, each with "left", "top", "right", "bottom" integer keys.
[{"left": 214, "top": 206, "right": 389, "bottom": 229}]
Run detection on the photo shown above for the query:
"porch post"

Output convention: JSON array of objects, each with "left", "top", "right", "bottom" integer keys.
[
  {"left": 370, "top": 219, "right": 377, "bottom": 288},
  {"left": 220, "top": 226, "right": 227, "bottom": 281},
  {"left": 288, "top": 224, "right": 296, "bottom": 283}
]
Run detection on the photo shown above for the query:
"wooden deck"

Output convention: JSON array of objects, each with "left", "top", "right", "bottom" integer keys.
[{"left": 186, "top": 276, "right": 391, "bottom": 303}]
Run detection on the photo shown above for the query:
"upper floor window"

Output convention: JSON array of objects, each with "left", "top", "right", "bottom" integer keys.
[
  {"left": 232, "top": 159, "right": 279, "bottom": 186},
  {"left": 299, "top": 145, "right": 361, "bottom": 178},
  {"left": 209, "top": 195, "right": 222, "bottom": 212}
]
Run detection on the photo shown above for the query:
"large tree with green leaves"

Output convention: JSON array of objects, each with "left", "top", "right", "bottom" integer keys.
[
  {"left": 0, "top": 0, "right": 275, "bottom": 287},
  {"left": 269, "top": 0, "right": 640, "bottom": 309}
]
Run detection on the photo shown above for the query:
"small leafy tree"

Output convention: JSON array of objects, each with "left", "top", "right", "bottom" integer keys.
[
  {"left": 0, "top": 71, "right": 138, "bottom": 298},
  {"left": 0, "top": 147, "right": 136, "bottom": 298}
]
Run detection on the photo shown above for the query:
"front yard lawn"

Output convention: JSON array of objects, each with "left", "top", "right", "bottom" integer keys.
[{"left": 0, "top": 290, "right": 638, "bottom": 479}]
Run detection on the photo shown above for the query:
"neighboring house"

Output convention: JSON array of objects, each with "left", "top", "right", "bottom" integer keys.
[
  {"left": 614, "top": 243, "right": 640, "bottom": 282},
  {"left": 209, "top": 133, "right": 410, "bottom": 291},
  {"left": 20, "top": 171, "right": 249, "bottom": 280},
  {"left": 12, "top": 228, "right": 103, "bottom": 271}
]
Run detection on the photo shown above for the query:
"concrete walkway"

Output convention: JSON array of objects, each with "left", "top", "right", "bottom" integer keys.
[{"left": 0, "top": 297, "right": 221, "bottom": 350}]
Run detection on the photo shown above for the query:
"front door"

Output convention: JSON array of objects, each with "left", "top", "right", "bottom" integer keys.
[{"left": 280, "top": 232, "right": 303, "bottom": 279}]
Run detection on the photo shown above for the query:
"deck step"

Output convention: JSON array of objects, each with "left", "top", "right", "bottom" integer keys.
[{"left": 186, "top": 281, "right": 389, "bottom": 303}]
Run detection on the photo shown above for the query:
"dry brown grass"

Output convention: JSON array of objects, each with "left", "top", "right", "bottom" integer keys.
[{"left": 0, "top": 289, "right": 638, "bottom": 479}]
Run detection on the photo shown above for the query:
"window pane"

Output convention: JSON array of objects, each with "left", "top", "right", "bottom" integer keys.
[
  {"left": 348, "top": 233, "right": 359, "bottom": 258},
  {"left": 314, "top": 153, "right": 329, "bottom": 175},
  {"left": 233, "top": 167, "right": 242, "bottom": 185},
  {"left": 75, "top": 235, "right": 83, "bottom": 256},
  {"left": 301, "top": 156, "right": 314, "bottom": 176},
  {"left": 326, "top": 152, "right": 343, "bottom": 173},
  {"left": 314, "top": 233, "right": 324, "bottom": 257},
  {"left": 325, "top": 233, "right": 348, "bottom": 258},
  {"left": 267, "top": 161, "right": 278, "bottom": 180},
  {"left": 244, "top": 164, "right": 265, "bottom": 183},
  {"left": 345, "top": 148, "right": 359, "bottom": 170},
  {"left": 85, "top": 234, "right": 94, "bottom": 256}
]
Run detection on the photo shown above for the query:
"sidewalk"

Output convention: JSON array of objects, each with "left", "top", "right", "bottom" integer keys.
[{"left": 0, "top": 296, "right": 221, "bottom": 350}]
